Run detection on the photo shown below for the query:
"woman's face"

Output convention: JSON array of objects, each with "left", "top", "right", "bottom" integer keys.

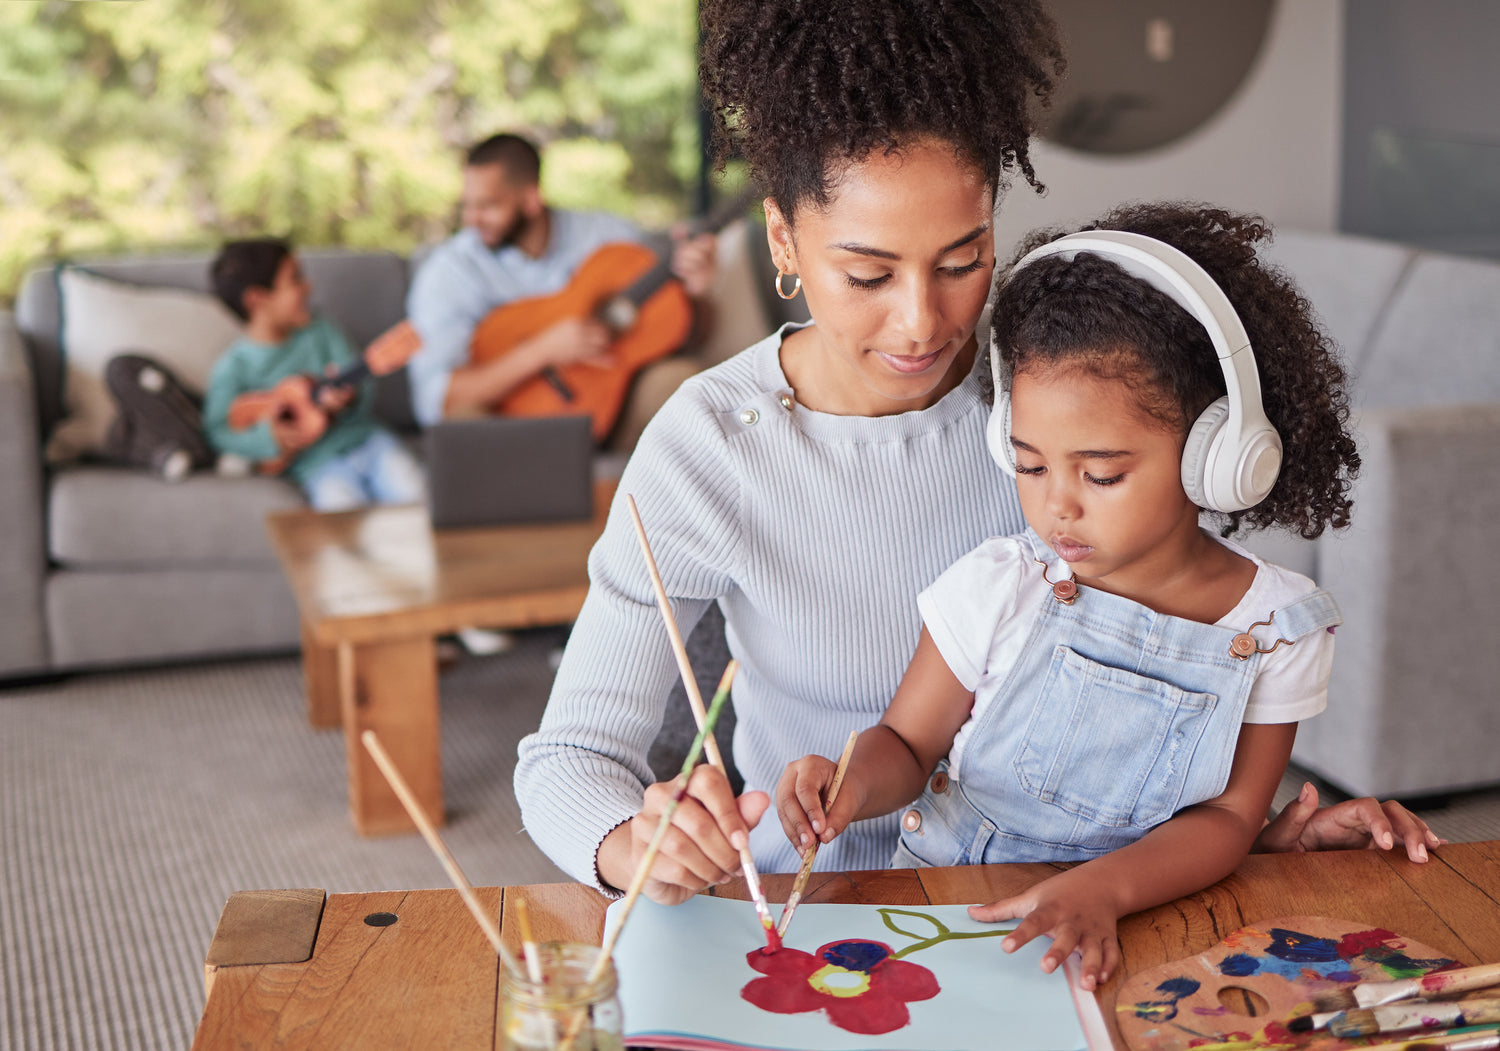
[{"left": 767, "top": 139, "right": 995, "bottom": 416}]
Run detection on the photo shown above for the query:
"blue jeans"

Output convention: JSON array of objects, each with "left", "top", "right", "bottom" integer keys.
[{"left": 302, "top": 429, "right": 426, "bottom": 511}]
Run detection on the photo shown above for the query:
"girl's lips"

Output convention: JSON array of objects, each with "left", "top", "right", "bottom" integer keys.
[
  {"left": 874, "top": 347, "right": 944, "bottom": 375},
  {"left": 1051, "top": 538, "right": 1094, "bottom": 562}
]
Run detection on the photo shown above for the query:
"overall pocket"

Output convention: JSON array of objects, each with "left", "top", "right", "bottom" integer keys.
[{"left": 1013, "top": 644, "right": 1218, "bottom": 830}]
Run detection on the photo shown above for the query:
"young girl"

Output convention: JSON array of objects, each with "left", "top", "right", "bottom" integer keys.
[{"left": 776, "top": 202, "right": 1361, "bottom": 991}]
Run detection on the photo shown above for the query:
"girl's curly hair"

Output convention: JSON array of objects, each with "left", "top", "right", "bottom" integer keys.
[
  {"left": 988, "top": 202, "right": 1360, "bottom": 540},
  {"left": 699, "top": 0, "right": 1064, "bottom": 220}
]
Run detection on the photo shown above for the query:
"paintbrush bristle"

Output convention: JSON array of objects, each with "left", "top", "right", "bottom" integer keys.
[
  {"left": 1287, "top": 1016, "right": 1316, "bottom": 1033},
  {"left": 1328, "top": 1008, "right": 1380, "bottom": 1038},
  {"left": 1312, "top": 988, "right": 1360, "bottom": 1014}
]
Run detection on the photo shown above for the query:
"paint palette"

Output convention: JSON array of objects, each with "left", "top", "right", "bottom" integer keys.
[{"left": 1115, "top": 915, "right": 1459, "bottom": 1051}]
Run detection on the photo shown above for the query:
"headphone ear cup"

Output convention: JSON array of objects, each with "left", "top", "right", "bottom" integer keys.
[
  {"left": 1181, "top": 396, "right": 1230, "bottom": 510},
  {"left": 987, "top": 388, "right": 1016, "bottom": 475}
]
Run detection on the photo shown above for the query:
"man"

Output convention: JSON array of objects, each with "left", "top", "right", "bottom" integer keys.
[{"left": 405, "top": 133, "right": 718, "bottom": 427}]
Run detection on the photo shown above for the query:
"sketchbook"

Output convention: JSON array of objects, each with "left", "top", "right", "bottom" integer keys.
[{"left": 604, "top": 895, "right": 1110, "bottom": 1051}]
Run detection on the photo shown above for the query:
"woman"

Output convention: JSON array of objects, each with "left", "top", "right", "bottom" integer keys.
[{"left": 515, "top": 0, "right": 1437, "bottom": 904}]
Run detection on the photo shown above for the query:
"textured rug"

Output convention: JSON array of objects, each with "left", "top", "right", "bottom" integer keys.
[{"left": 4, "top": 630, "right": 1499, "bottom": 1051}]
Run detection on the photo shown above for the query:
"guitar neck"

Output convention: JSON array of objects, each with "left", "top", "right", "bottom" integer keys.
[
  {"left": 611, "top": 188, "right": 759, "bottom": 314},
  {"left": 309, "top": 359, "right": 371, "bottom": 398}
]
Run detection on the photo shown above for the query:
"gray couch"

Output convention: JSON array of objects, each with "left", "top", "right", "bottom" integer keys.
[
  {"left": 1246, "top": 230, "right": 1500, "bottom": 800},
  {"left": 1, "top": 249, "right": 410, "bottom": 677},
  {"left": 1, "top": 223, "right": 792, "bottom": 681}
]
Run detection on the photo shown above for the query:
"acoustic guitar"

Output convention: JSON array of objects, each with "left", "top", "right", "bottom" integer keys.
[{"left": 469, "top": 189, "right": 757, "bottom": 442}]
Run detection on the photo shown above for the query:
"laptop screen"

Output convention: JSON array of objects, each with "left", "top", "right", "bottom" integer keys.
[{"left": 423, "top": 414, "right": 594, "bottom": 529}]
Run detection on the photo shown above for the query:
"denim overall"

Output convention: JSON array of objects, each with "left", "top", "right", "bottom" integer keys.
[{"left": 893, "top": 552, "right": 1341, "bottom": 868}]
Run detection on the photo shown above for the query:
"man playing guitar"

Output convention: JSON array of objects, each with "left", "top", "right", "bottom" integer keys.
[{"left": 404, "top": 133, "right": 719, "bottom": 433}]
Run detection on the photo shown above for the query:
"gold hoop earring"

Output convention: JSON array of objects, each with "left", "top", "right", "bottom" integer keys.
[{"left": 775, "top": 269, "right": 802, "bottom": 300}]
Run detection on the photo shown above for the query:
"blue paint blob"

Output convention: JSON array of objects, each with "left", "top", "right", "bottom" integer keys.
[
  {"left": 1157, "top": 977, "right": 1201, "bottom": 998},
  {"left": 1266, "top": 929, "right": 1340, "bottom": 963},
  {"left": 1219, "top": 953, "right": 1260, "bottom": 977},
  {"left": 820, "top": 940, "right": 889, "bottom": 972}
]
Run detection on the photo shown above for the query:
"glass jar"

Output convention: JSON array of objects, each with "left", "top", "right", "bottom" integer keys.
[{"left": 500, "top": 942, "right": 624, "bottom": 1051}]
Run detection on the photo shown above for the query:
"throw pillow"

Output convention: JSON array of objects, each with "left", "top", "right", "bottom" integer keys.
[{"left": 48, "top": 266, "right": 244, "bottom": 462}]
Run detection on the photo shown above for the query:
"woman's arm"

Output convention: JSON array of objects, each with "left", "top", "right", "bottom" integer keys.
[{"left": 969, "top": 720, "right": 1298, "bottom": 990}]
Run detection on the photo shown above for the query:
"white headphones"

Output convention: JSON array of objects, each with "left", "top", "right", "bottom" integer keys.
[{"left": 986, "top": 230, "right": 1282, "bottom": 514}]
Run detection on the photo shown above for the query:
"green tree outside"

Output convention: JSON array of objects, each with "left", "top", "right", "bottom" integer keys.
[{"left": 0, "top": 0, "right": 717, "bottom": 305}]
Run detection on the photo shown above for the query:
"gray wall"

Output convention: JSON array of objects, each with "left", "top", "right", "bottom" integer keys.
[
  {"left": 993, "top": 1, "right": 1342, "bottom": 252},
  {"left": 1341, "top": 0, "right": 1500, "bottom": 259}
]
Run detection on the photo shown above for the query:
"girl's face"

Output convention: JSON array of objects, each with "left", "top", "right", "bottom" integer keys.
[
  {"left": 1009, "top": 364, "right": 1205, "bottom": 594},
  {"left": 766, "top": 139, "right": 995, "bottom": 416}
]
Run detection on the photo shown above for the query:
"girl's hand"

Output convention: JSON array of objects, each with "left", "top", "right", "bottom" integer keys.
[
  {"left": 775, "top": 755, "right": 845, "bottom": 854},
  {"left": 610, "top": 764, "right": 769, "bottom": 906},
  {"left": 968, "top": 870, "right": 1123, "bottom": 991}
]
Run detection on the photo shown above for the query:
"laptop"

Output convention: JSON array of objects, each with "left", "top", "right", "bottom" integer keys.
[{"left": 423, "top": 414, "right": 595, "bottom": 529}]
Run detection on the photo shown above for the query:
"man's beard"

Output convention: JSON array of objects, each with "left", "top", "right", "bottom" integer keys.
[{"left": 491, "top": 211, "right": 533, "bottom": 250}]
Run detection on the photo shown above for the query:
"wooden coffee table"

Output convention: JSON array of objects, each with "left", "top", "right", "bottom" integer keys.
[{"left": 265, "top": 479, "right": 615, "bottom": 836}]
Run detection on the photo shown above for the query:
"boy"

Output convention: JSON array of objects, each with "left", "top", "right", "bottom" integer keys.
[{"left": 204, "top": 239, "right": 424, "bottom": 510}]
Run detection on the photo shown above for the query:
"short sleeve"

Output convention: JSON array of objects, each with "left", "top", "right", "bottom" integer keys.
[
  {"left": 916, "top": 537, "right": 1029, "bottom": 692},
  {"left": 1242, "top": 623, "right": 1334, "bottom": 724}
]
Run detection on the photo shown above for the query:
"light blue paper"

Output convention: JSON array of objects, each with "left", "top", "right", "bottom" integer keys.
[{"left": 605, "top": 896, "right": 1091, "bottom": 1051}]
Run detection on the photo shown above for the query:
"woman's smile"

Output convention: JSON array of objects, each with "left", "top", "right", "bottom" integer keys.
[{"left": 873, "top": 345, "right": 947, "bottom": 375}]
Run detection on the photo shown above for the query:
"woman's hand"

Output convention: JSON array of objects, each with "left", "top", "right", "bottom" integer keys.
[
  {"left": 1255, "top": 782, "right": 1445, "bottom": 862},
  {"left": 599, "top": 764, "right": 768, "bottom": 906},
  {"left": 968, "top": 869, "right": 1123, "bottom": 992},
  {"left": 775, "top": 754, "right": 851, "bottom": 854}
]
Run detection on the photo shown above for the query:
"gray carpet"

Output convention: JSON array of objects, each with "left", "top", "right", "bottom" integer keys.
[{"left": 4, "top": 632, "right": 1500, "bottom": 1051}]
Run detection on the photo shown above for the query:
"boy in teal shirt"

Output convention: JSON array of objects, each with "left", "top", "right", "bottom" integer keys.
[{"left": 204, "top": 239, "right": 424, "bottom": 510}]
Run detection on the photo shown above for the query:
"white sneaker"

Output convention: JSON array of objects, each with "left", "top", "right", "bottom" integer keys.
[{"left": 456, "top": 627, "right": 513, "bottom": 656}]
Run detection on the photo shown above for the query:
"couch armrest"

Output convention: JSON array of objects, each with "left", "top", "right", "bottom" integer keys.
[
  {"left": 1294, "top": 403, "right": 1500, "bottom": 797},
  {"left": 0, "top": 311, "right": 49, "bottom": 676}
]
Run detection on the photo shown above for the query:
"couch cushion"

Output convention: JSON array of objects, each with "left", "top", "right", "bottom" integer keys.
[
  {"left": 1260, "top": 229, "right": 1414, "bottom": 373},
  {"left": 1358, "top": 250, "right": 1500, "bottom": 410},
  {"left": 48, "top": 466, "right": 304, "bottom": 568},
  {"left": 48, "top": 266, "right": 245, "bottom": 462}
]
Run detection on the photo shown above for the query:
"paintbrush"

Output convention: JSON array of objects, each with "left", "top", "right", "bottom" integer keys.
[
  {"left": 776, "top": 729, "right": 858, "bottom": 939},
  {"left": 626, "top": 494, "right": 782, "bottom": 953},
  {"left": 513, "top": 896, "right": 543, "bottom": 984},
  {"left": 360, "top": 731, "right": 522, "bottom": 978},
  {"left": 554, "top": 662, "right": 737, "bottom": 1051},
  {"left": 1328, "top": 997, "right": 1500, "bottom": 1038},
  {"left": 591, "top": 659, "right": 738, "bottom": 979},
  {"left": 1350, "top": 1025, "right": 1500, "bottom": 1051},
  {"left": 1312, "top": 962, "right": 1500, "bottom": 1013}
]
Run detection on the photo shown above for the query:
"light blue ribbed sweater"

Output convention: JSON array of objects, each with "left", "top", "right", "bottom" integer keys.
[{"left": 514, "top": 324, "right": 1025, "bottom": 890}]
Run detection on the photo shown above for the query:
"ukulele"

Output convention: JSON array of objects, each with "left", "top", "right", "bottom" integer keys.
[
  {"left": 469, "top": 189, "right": 758, "bottom": 441},
  {"left": 225, "top": 321, "right": 421, "bottom": 473}
]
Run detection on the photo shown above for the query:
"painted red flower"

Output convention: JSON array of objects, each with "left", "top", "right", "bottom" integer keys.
[{"left": 740, "top": 938, "right": 940, "bottom": 1035}]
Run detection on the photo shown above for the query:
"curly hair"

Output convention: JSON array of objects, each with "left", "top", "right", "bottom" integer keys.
[
  {"left": 988, "top": 202, "right": 1360, "bottom": 540},
  {"left": 699, "top": 0, "right": 1064, "bottom": 221}
]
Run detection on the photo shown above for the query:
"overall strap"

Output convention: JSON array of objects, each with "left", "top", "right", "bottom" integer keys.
[{"left": 1230, "top": 587, "right": 1341, "bottom": 661}]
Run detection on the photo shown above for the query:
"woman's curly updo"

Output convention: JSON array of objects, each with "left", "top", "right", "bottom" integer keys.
[
  {"left": 699, "top": 0, "right": 1064, "bottom": 221},
  {"left": 989, "top": 202, "right": 1361, "bottom": 540}
]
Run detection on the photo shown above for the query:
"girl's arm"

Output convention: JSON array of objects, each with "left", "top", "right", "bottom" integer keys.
[
  {"left": 776, "top": 628, "right": 974, "bottom": 851},
  {"left": 969, "top": 720, "right": 1298, "bottom": 991}
]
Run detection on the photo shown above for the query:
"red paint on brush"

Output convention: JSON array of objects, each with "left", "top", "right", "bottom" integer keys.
[{"left": 760, "top": 923, "right": 783, "bottom": 954}]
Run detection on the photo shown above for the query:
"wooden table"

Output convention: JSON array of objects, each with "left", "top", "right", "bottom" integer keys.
[
  {"left": 265, "top": 479, "right": 614, "bottom": 836},
  {"left": 193, "top": 841, "right": 1500, "bottom": 1049}
]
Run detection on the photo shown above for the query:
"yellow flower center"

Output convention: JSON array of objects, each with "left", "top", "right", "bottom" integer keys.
[{"left": 807, "top": 964, "right": 872, "bottom": 999}]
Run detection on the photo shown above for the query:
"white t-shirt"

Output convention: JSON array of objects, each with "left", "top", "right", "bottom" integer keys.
[{"left": 918, "top": 532, "right": 1334, "bottom": 780}]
